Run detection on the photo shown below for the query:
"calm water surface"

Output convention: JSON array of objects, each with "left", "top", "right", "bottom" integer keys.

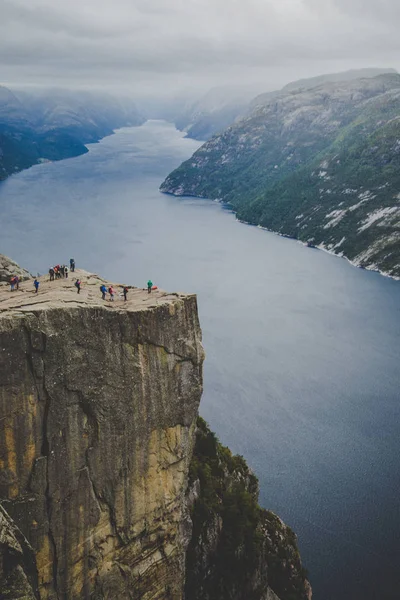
[{"left": 1, "top": 120, "right": 400, "bottom": 600}]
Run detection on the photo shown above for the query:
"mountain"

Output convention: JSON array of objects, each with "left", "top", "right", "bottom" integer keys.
[
  {"left": 0, "top": 86, "right": 144, "bottom": 180},
  {"left": 161, "top": 72, "right": 400, "bottom": 277},
  {"left": 174, "top": 84, "right": 267, "bottom": 141},
  {"left": 175, "top": 70, "right": 396, "bottom": 142}
]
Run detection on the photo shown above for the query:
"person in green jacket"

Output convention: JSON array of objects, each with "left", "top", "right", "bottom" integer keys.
[{"left": 147, "top": 280, "right": 153, "bottom": 294}]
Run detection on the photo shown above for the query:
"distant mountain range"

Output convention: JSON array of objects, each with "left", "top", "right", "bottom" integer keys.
[
  {"left": 175, "top": 69, "right": 396, "bottom": 142},
  {"left": 0, "top": 87, "right": 144, "bottom": 180},
  {"left": 173, "top": 84, "right": 266, "bottom": 141},
  {"left": 161, "top": 70, "right": 400, "bottom": 278}
]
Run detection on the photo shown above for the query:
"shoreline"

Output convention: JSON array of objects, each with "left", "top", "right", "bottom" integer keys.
[{"left": 160, "top": 190, "right": 399, "bottom": 283}]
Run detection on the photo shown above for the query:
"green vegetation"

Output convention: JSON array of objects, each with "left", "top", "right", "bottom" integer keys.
[
  {"left": 161, "top": 74, "right": 400, "bottom": 277},
  {"left": 186, "top": 417, "right": 310, "bottom": 600},
  {"left": 0, "top": 85, "right": 144, "bottom": 181},
  {"left": 0, "top": 124, "right": 89, "bottom": 180}
]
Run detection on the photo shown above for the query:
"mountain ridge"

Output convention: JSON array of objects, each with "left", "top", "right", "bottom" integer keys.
[
  {"left": 0, "top": 86, "right": 144, "bottom": 181},
  {"left": 161, "top": 72, "right": 400, "bottom": 278}
]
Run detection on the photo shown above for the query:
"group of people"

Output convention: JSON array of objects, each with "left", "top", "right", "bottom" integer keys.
[
  {"left": 49, "top": 259, "right": 75, "bottom": 281},
  {"left": 9, "top": 276, "right": 20, "bottom": 291},
  {"left": 15, "top": 256, "right": 156, "bottom": 300},
  {"left": 100, "top": 284, "right": 128, "bottom": 301}
]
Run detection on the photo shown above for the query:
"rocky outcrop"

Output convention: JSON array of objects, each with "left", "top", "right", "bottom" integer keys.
[
  {"left": 0, "top": 265, "right": 311, "bottom": 599},
  {"left": 0, "top": 503, "right": 38, "bottom": 599},
  {"left": 0, "top": 254, "right": 31, "bottom": 283},
  {"left": 0, "top": 270, "right": 204, "bottom": 599},
  {"left": 185, "top": 418, "right": 311, "bottom": 600}
]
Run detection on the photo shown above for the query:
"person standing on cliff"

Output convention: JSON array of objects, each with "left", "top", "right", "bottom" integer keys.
[
  {"left": 123, "top": 286, "right": 128, "bottom": 302},
  {"left": 147, "top": 280, "right": 153, "bottom": 294},
  {"left": 100, "top": 284, "right": 107, "bottom": 300},
  {"left": 108, "top": 286, "right": 115, "bottom": 301},
  {"left": 70, "top": 258, "right": 75, "bottom": 272},
  {"left": 49, "top": 267, "right": 55, "bottom": 281},
  {"left": 33, "top": 279, "right": 39, "bottom": 293},
  {"left": 75, "top": 279, "right": 81, "bottom": 294},
  {"left": 64, "top": 265, "right": 69, "bottom": 279}
]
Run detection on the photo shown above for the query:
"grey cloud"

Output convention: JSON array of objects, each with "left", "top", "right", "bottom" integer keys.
[{"left": 0, "top": 0, "right": 399, "bottom": 96}]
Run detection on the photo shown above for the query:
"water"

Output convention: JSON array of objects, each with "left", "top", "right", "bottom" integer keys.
[{"left": 1, "top": 120, "right": 400, "bottom": 600}]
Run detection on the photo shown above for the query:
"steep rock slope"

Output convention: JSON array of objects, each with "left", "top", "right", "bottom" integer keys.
[
  {"left": 0, "top": 271, "right": 204, "bottom": 599},
  {"left": 161, "top": 73, "right": 400, "bottom": 277},
  {"left": 186, "top": 418, "right": 311, "bottom": 600},
  {"left": 0, "top": 503, "right": 38, "bottom": 599}
]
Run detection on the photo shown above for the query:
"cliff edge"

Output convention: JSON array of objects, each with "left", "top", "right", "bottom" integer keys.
[
  {"left": 0, "top": 270, "right": 204, "bottom": 599},
  {"left": 0, "top": 266, "right": 311, "bottom": 600}
]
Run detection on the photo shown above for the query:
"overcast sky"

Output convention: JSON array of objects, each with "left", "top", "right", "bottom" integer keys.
[{"left": 1, "top": 0, "right": 399, "bottom": 97}]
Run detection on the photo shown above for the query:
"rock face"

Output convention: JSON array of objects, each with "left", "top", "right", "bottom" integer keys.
[
  {"left": 0, "top": 503, "right": 38, "bottom": 599},
  {"left": 186, "top": 418, "right": 311, "bottom": 600},
  {"left": 0, "top": 253, "right": 31, "bottom": 283},
  {"left": 0, "top": 271, "right": 204, "bottom": 599}
]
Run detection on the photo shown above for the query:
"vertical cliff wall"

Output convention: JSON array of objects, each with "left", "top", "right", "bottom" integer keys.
[{"left": 0, "top": 273, "right": 204, "bottom": 599}]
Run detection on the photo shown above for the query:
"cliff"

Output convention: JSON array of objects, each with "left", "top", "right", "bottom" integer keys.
[
  {"left": 161, "top": 73, "right": 400, "bottom": 277},
  {"left": 186, "top": 418, "right": 311, "bottom": 600},
  {"left": 0, "top": 266, "right": 311, "bottom": 599},
  {"left": 0, "top": 270, "right": 204, "bottom": 599}
]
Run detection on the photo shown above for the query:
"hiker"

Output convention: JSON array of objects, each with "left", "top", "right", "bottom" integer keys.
[
  {"left": 10, "top": 277, "right": 15, "bottom": 292},
  {"left": 15, "top": 276, "right": 19, "bottom": 290},
  {"left": 70, "top": 258, "right": 75, "bottom": 273},
  {"left": 123, "top": 286, "right": 128, "bottom": 302},
  {"left": 33, "top": 279, "right": 39, "bottom": 293},
  {"left": 60, "top": 265, "right": 65, "bottom": 278},
  {"left": 75, "top": 279, "right": 81, "bottom": 294},
  {"left": 147, "top": 280, "right": 153, "bottom": 294},
  {"left": 108, "top": 286, "right": 115, "bottom": 301},
  {"left": 49, "top": 267, "right": 55, "bottom": 281},
  {"left": 64, "top": 265, "right": 69, "bottom": 279},
  {"left": 100, "top": 284, "right": 107, "bottom": 300}
]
